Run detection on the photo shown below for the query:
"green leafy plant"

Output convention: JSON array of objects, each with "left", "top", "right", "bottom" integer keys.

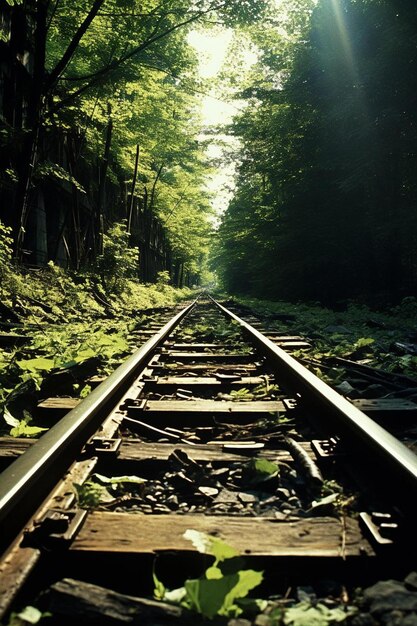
[
  {"left": 73, "top": 481, "right": 112, "bottom": 509},
  {"left": 153, "top": 529, "right": 357, "bottom": 624},
  {"left": 156, "top": 270, "right": 171, "bottom": 285},
  {"left": 283, "top": 601, "right": 356, "bottom": 625},
  {"left": 74, "top": 473, "right": 147, "bottom": 509},
  {"left": 309, "top": 480, "right": 355, "bottom": 517},
  {"left": 79, "top": 384, "right": 92, "bottom": 399},
  {"left": 252, "top": 381, "right": 280, "bottom": 398},
  {"left": 3, "top": 409, "right": 47, "bottom": 438},
  {"left": 35, "top": 161, "right": 86, "bottom": 194},
  {"left": 2, "top": 605, "right": 48, "bottom": 625},
  {"left": 93, "top": 222, "right": 139, "bottom": 295},
  {"left": 153, "top": 529, "right": 263, "bottom": 619},
  {"left": 0, "top": 220, "right": 14, "bottom": 294},
  {"left": 242, "top": 458, "right": 280, "bottom": 486},
  {"left": 229, "top": 387, "right": 254, "bottom": 401}
]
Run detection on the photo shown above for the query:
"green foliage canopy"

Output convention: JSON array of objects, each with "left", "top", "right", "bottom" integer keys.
[{"left": 212, "top": 0, "right": 417, "bottom": 305}]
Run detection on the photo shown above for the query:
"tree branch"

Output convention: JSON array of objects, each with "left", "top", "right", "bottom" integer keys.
[
  {"left": 45, "top": 0, "right": 107, "bottom": 91},
  {"left": 51, "top": 59, "right": 238, "bottom": 117},
  {"left": 46, "top": 0, "right": 62, "bottom": 32},
  {"left": 48, "top": 0, "right": 227, "bottom": 113}
]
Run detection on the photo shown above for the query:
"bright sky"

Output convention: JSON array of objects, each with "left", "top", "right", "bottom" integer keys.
[
  {"left": 187, "top": 29, "right": 256, "bottom": 220},
  {"left": 187, "top": 29, "right": 236, "bottom": 125},
  {"left": 187, "top": 30, "right": 233, "bottom": 79}
]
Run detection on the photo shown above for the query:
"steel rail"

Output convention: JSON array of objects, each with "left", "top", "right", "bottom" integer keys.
[
  {"left": 0, "top": 298, "right": 198, "bottom": 552},
  {"left": 211, "top": 296, "right": 417, "bottom": 500}
]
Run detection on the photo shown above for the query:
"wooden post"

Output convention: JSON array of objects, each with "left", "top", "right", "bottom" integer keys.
[
  {"left": 14, "top": 0, "right": 48, "bottom": 261},
  {"left": 127, "top": 144, "right": 140, "bottom": 234},
  {"left": 96, "top": 102, "right": 113, "bottom": 256}
]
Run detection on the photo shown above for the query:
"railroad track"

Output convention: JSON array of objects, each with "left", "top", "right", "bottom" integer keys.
[{"left": 0, "top": 294, "right": 416, "bottom": 624}]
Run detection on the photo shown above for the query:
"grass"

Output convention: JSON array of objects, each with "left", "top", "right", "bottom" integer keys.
[{"left": 0, "top": 261, "right": 194, "bottom": 437}]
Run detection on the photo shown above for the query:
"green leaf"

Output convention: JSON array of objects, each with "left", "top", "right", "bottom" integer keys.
[
  {"left": 79, "top": 384, "right": 92, "bottom": 399},
  {"left": 185, "top": 569, "right": 263, "bottom": 619},
  {"left": 10, "top": 421, "right": 48, "bottom": 438},
  {"left": 354, "top": 337, "right": 375, "bottom": 349},
  {"left": 16, "top": 606, "right": 43, "bottom": 624},
  {"left": 153, "top": 568, "right": 166, "bottom": 601},
  {"left": 308, "top": 493, "right": 339, "bottom": 513},
  {"left": 74, "top": 481, "right": 114, "bottom": 508},
  {"left": 220, "top": 569, "right": 264, "bottom": 616},
  {"left": 284, "top": 601, "right": 355, "bottom": 626},
  {"left": 10, "top": 422, "right": 48, "bottom": 438},
  {"left": 185, "top": 575, "right": 239, "bottom": 618},
  {"left": 183, "top": 529, "right": 239, "bottom": 561},
  {"left": 74, "top": 348, "right": 96, "bottom": 361},
  {"left": 230, "top": 387, "right": 254, "bottom": 401},
  {"left": 93, "top": 474, "right": 147, "bottom": 485},
  {"left": 163, "top": 587, "right": 187, "bottom": 604},
  {"left": 206, "top": 566, "right": 223, "bottom": 580},
  {"left": 252, "top": 458, "right": 279, "bottom": 477},
  {"left": 243, "top": 458, "right": 280, "bottom": 485},
  {"left": 16, "top": 358, "right": 55, "bottom": 373},
  {"left": 3, "top": 408, "right": 19, "bottom": 427}
]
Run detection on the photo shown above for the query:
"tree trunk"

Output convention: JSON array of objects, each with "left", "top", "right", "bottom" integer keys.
[
  {"left": 14, "top": 0, "right": 48, "bottom": 260},
  {"left": 127, "top": 144, "right": 140, "bottom": 234},
  {"left": 97, "top": 103, "right": 113, "bottom": 255}
]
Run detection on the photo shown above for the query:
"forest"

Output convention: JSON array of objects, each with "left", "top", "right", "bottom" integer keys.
[
  {"left": 213, "top": 0, "right": 417, "bottom": 306},
  {"left": 1, "top": 0, "right": 416, "bottom": 305}
]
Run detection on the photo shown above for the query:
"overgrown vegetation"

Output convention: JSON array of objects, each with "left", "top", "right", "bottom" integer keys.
[
  {"left": 224, "top": 294, "right": 417, "bottom": 381},
  {"left": 177, "top": 317, "right": 243, "bottom": 344},
  {"left": 0, "top": 220, "right": 192, "bottom": 437}
]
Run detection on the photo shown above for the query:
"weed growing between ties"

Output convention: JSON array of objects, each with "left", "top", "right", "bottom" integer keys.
[
  {"left": 70, "top": 453, "right": 355, "bottom": 524},
  {"left": 74, "top": 474, "right": 147, "bottom": 509},
  {"left": 176, "top": 317, "right": 244, "bottom": 344},
  {"left": 153, "top": 530, "right": 358, "bottom": 624},
  {"left": 1, "top": 530, "right": 359, "bottom": 626}
]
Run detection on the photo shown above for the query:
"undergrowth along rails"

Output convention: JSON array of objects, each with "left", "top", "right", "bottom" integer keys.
[
  {"left": 0, "top": 255, "right": 192, "bottom": 440},
  {"left": 228, "top": 294, "right": 417, "bottom": 380}
]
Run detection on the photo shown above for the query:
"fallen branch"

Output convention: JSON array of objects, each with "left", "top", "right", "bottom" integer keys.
[
  {"left": 285, "top": 437, "right": 323, "bottom": 486},
  {"left": 46, "top": 578, "right": 190, "bottom": 624},
  {"left": 123, "top": 415, "right": 197, "bottom": 446}
]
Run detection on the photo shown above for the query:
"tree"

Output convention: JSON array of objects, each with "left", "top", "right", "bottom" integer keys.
[
  {"left": 213, "top": 0, "right": 417, "bottom": 304},
  {"left": 0, "top": 0, "right": 268, "bottom": 281}
]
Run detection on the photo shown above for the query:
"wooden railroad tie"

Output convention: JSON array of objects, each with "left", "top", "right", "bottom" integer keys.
[{"left": 70, "top": 512, "right": 374, "bottom": 558}]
